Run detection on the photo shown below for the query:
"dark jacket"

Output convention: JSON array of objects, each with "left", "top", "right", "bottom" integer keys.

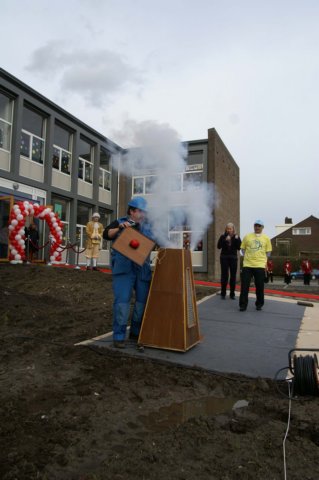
[{"left": 217, "top": 233, "right": 241, "bottom": 257}]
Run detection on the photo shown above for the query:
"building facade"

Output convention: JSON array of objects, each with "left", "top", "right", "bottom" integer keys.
[
  {"left": 271, "top": 215, "right": 319, "bottom": 258},
  {"left": 0, "top": 68, "right": 239, "bottom": 280}
]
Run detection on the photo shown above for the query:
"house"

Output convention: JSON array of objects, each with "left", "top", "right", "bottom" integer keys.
[{"left": 271, "top": 215, "right": 319, "bottom": 258}]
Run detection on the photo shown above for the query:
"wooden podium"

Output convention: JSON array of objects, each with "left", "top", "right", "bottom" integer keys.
[{"left": 138, "top": 248, "right": 201, "bottom": 352}]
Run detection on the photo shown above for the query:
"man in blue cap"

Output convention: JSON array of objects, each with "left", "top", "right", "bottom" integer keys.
[
  {"left": 239, "top": 220, "right": 272, "bottom": 312},
  {"left": 103, "top": 196, "right": 154, "bottom": 348}
]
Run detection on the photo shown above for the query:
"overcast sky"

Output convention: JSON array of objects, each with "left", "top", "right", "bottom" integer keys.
[{"left": 1, "top": 0, "right": 318, "bottom": 238}]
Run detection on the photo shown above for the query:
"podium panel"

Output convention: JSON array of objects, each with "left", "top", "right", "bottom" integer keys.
[{"left": 139, "top": 248, "right": 201, "bottom": 352}]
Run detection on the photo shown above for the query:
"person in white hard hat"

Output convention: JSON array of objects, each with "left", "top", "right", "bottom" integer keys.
[{"left": 84, "top": 212, "right": 103, "bottom": 271}]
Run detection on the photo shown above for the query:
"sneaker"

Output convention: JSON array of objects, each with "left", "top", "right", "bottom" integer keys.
[{"left": 113, "top": 341, "right": 126, "bottom": 349}]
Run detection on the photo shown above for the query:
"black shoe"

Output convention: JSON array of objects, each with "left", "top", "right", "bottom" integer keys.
[
  {"left": 92, "top": 267, "right": 99, "bottom": 271},
  {"left": 230, "top": 294, "right": 236, "bottom": 300},
  {"left": 256, "top": 306, "right": 262, "bottom": 311},
  {"left": 220, "top": 295, "right": 226, "bottom": 300},
  {"left": 239, "top": 307, "right": 246, "bottom": 311},
  {"left": 129, "top": 331, "right": 139, "bottom": 341},
  {"left": 86, "top": 266, "right": 91, "bottom": 271},
  {"left": 113, "top": 341, "right": 126, "bottom": 349}
]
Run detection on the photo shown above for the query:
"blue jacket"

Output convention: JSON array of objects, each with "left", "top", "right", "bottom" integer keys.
[{"left": 104, "top": 216, "right": 154, "bottom": 280}]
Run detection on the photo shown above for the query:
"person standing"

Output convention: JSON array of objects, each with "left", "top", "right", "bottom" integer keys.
[
  {"left": 239, "top": 220, "right": 272, "bottom": 312},
  {"left": 217, "top": 223, "right": 241, "bottom": 299},
  {"left": 266, "top": 258, "right": 274, "bottom": 283},
  {"left": 25, "top": 223, "right": 39, "bottom": 262},
  {"left": 301, "top": 258, "right": 312, "bottom": 285},
  {"left": 85, "top": 213, "right": 104, "bottom": 271},
  {"left": 103, "top": 196, "right": 154, "bottom": 349},
  {"left": 283, "top": 259, "right": 292, "bottom": 285}
]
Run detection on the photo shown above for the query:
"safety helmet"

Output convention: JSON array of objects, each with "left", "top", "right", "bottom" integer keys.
[{"left": 128, "top": 196, "right": 148, "bottom": 212}]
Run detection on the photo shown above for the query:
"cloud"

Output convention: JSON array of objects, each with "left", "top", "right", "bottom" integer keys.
[{"left": 25, "top": 40, "right": 144, "bottom": 107}]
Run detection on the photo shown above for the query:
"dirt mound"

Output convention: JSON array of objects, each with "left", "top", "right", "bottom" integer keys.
[{"left": 1, "top": 264, "right": 319, "bottom": 480}]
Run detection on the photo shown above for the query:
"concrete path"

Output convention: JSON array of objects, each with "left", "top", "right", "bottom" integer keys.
[{"left": 76, "top": 293, "right": 319, "bottom": 379}]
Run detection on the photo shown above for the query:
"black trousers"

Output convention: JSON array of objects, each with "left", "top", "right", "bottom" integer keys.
[
  {"left": 303, "top": 273, "right": 311, "bottom": 285},
  {"left": 220, "top": 255, "right": 238, "bottom": 297},
  {"left": 239, "top": 267, "right": 265, "bottom": 309},
  {"left": 284, "top": 274, "right": 291, "bottom": 284}
]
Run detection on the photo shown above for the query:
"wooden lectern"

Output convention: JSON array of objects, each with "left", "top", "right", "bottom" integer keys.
[{"left": 138, "top": 248, "right": 201, "bottom": 352}]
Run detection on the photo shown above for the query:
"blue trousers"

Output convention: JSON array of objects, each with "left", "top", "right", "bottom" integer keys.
[{"left": 112, "top": 269, "right": 150, "bottom": 341}]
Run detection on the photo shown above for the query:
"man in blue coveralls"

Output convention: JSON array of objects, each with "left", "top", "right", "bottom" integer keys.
[{"left": 103, "top": 196, "right": 154, "bottom": 348}]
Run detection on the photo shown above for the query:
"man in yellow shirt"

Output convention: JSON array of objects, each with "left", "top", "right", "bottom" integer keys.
[{"left": 239, "top": 220, "right": 272, "bottom": 312}]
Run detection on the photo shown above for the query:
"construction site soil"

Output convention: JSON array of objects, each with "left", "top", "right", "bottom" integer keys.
[{"left": 1, "top": 263, "right": 319, "bottom": 480}]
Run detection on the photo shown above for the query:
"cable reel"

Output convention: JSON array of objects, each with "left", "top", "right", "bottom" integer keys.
[{"left": 288, "top": 348, "right": 319, "bottom": 396}]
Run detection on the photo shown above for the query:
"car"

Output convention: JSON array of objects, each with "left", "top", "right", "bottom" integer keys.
[{"left": 291, "top": 269, "right": 319, "bottom": 280}]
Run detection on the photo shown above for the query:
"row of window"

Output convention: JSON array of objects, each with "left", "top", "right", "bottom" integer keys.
[{"left": 0, "top": 92, "right": 112, "bottom": 190}]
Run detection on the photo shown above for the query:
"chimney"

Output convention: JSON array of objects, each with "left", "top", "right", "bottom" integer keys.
[{"left": 285, "top": 217, "right": 292, "bottom": 224}]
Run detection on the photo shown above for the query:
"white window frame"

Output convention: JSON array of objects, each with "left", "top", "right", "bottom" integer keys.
[
  {"left": 0, "top": 95, "right": 13, "bottom": 153},
  {"left": 99, "top": 167, "right": 111, "bottom": 191},
  {"left": 76, "top": 224, "right": 87, "bottom": 249},
  {"left": 292, "top": 227, "right": 311, "bottom": 235},
  {"left": 79, "top": 156, "right": 93, "bottom": 184},
  {"left": 20, "top": 129, "right": 45, "bottom": 164},
  {"left": 52, "top": 145, "right": 72, "bottom": 175}
]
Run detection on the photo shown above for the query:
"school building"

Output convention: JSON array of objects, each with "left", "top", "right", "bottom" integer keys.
[{"left": 0, "top": 68, "right": 239, "bottom": 280}]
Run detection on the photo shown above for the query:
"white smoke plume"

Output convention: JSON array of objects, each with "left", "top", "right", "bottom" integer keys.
[{"left": 113, "top": 119, "right": 214, "bottom": 249}]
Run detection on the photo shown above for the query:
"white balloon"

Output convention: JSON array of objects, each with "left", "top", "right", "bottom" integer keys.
[
  {"left": 53, "top": 251, "right": 59, "bottom": 257},
  {"left": 11, "top": 219, "right": 18, "bottom": 226},
  {"left": 52, "top": 222, "right": 58, "bottom": 228},
  {"left": 15, "top": 234, "right": 21, "bottom": 240},
  {"left": 8, "top": 225, "right": 14, "bottom": 231},
  {"left": 11, "top": 248, "right": 17, "bottom": 255},
  {"left": 19, "top": 239, "right": 25, "bottom": 246},
  {"left": 15, "top": 254, "right": 21, "bottom": 260},
  {"left": 50, "top": 255, "right": 55, "bottom": 262},
  {"left": 17, "top": 214, "right": 24, "bottom": 221}
]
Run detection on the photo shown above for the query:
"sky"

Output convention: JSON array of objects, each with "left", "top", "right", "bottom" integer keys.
[{"left": 1, "top": 0, "right": 318, "bottom": 238}]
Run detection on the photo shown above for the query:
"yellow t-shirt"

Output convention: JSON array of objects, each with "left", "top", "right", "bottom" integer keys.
[{"left": 241, "top": 233, "right": 272, "bottom": 268}]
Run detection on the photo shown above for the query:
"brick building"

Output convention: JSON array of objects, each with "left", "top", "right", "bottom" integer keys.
[
  {"left": 0, "top": 68, "right": 239, "bottom": 280},
  {"left": 271, "top": 215, "right": 319, "bottom": 258}
]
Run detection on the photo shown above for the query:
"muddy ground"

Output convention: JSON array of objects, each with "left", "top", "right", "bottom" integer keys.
[{"left": 1, "top": 263, "right": 319, "bottom": 480}]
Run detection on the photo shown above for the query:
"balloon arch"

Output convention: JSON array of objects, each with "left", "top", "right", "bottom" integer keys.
[{"left": 8, "top": 201, "right": 63, "bottom": 264}]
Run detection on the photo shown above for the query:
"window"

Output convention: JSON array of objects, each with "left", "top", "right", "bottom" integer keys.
[
  {"left": 168, "top": 207, "right": 203, "bottom": 250},
  {"left": 52, "top": 123, "right": 72, "bottom": 175},
  {"left": 133, "top": 177, "right": 144, "bottom": 194},
  {"left": 98, "top": 207, "right": 111, "bottom": 250},
  {"left": 276, "top": 239, "right": 291, "bottom": 256},
  {"left": 78, "top": 137, "right": 93, "bottom": 184},
  {"left": 99, "top": 147, "right": 111, "bottom": 191},
  {"left": 0, "top": 92, "right": 13, "bottom": 152},
  {"left": 292, "top": 227, "right": 311, "bottom": 235},
  {"left": 52, "top": 196, "right": 70, "bottom": 245},
  {"left": 76, "top": 203, "right": 91, "bottom": 248},
  {"left": 20, "top": 106, "right": 46, "bottom": 164}
]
